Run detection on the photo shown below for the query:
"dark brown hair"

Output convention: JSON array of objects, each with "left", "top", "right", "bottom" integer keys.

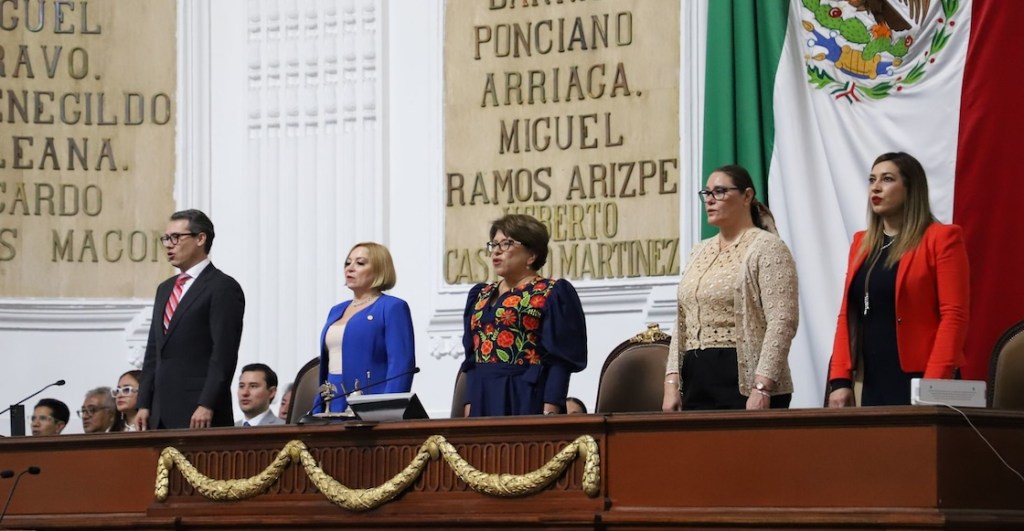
[
  {"left": 111, "top": 370, "right": 142, "bottom": 433},
  {"left": 489, "top": 214, "right": 550, "bottom": 270},
  {"left": 712, "top": 165, "right": 777, "bottom": 233},
  {"left": 170, "top": 209, "right": 216, "bottom": 254},
  {"left": 860, "top": 152, "right": 936, "bottom": 267}
]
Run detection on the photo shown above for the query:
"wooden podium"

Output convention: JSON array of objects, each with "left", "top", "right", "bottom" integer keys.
[{"left": 1, "top": 407, "right": 1022, "bottom": 529}]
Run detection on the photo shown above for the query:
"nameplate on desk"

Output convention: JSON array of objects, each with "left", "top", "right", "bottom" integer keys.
[{"left": 347, "top": 393, "right": 429, "bottom": 422}]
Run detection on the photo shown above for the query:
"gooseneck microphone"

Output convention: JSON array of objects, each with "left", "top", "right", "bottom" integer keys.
[
  {"left": 299, "top": 367, "right": 421, "bottom": 421},
  {"left": 0, "top": 380, "right": 66, "bottom": 416},
  {"left": 0, "top": 466, "right": 41, "bottom": 525},
  {"left": 2, "top": 379, "right": 66, "bottom": 437}
]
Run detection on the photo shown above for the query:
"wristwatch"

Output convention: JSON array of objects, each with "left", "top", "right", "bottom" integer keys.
[{"left": 753, "top": 382, "right": 771, "bottom": 394}]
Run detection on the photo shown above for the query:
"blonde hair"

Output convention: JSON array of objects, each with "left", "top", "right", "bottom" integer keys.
[
  {"left": 348, "top": 242, "right": 397, "bottom": 291},
  {"left": 859, "top": 152, "right": 936, "bottom": 267}
]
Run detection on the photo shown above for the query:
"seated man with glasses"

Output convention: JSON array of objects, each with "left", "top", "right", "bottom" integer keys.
[
  {"left": 31, "top": 398, "right": 69, "bottom": 436},
  {"left": 78, "top": 387, "right": 116, "bottom": 433}
]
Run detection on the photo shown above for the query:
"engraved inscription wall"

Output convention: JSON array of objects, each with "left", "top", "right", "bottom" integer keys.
[{"left": 0, "top": 0, "right": 176, "bottom": 297}]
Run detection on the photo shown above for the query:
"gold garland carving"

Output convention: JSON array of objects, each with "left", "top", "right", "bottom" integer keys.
[
  {"left": 155, "top": 435, "right": 600, "bottom": 510},
  {"left": 433, "top": 435, "right": 600, "bottom": 497},
  {"left": 629, "top": 323, "right": 670, "bottom": 344},
  {"left": 155, "top": 439, "right": 302, "bottom": 501},
  {"left": 294, "top": 436, "right": 439, "bottom": 511}
]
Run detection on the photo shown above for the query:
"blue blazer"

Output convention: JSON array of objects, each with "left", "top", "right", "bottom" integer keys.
[{"left": 315, "top": 294, "right": 416, "bottom": 412}]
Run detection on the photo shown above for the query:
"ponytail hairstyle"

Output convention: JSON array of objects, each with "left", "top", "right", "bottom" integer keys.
[
  {"left": 859, "top": 152, "right": 936, "bottom": 267},
  {"left": 712, "top": 164, "right": 778, "bottom": 234}
]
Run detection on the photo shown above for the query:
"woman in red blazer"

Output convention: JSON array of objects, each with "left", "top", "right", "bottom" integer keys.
[{"left": 828, "top": 152, "right": 970, "bottom": 407}]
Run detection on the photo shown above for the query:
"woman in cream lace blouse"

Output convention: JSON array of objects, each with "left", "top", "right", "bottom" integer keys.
[{"left": 662, "top": 165, "right": 799, "bottom": 410}]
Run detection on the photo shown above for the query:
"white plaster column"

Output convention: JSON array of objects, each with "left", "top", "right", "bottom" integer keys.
[{"left": 225, "top": 0, "right": 386, "bottom": 385}]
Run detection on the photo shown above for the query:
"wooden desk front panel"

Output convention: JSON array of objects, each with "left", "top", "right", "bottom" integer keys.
[{"left": 2, "top": 408, "right": 1022, "bottom": 529}]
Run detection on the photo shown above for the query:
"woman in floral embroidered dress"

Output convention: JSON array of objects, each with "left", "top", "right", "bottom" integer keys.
[{"left": 460, "top": 214, "right": 588, "bottom": 417}]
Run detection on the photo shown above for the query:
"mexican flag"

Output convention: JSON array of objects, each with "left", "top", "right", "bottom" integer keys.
[{"left": 702, "top": 0, "right": 1024, "bottom": 406}]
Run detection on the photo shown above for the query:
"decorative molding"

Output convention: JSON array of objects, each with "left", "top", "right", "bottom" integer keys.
[
  {"left": 246, "top": 0, "right": 380, "bottom": 137},
  {"left": 177, "top": 0, "right": 213, "bottom": 211},
  {"left": 427, "top": 305, "right": 466, "bottom": 360},
  {"left": 646, "top": 283, "right": 680, "bottom": 334},
  {"left": 0, "top": 300, "right": 151, "bottom": 331},
  {"left": 426, "top": 278, "right": 679, "bottom": 359},
  {"left": 0, "top": 298, "right": 151, "bottom": 367},
  {"left": 157, "top": 435, "right": 600, "bottom": 509},
  {"left": 574, "top": 283, "right": 657, "bottom": 316},
  {"left": 125, "top": 307, "right": 153, "bottom": 368}
]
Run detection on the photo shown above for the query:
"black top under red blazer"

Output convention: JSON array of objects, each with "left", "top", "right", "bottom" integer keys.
[
  {"left": 830, "top": 223, "right": 970, "bottom": 381},
  {"left": 138, "top": 264, "right": 245, "bottom": 429}
]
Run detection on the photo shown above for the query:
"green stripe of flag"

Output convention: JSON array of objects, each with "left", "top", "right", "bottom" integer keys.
[{"left": 701, "top": 0, "right": 790, "bottom": 237}]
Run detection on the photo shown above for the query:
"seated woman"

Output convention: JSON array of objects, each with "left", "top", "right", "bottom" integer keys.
[
  {"left": 565, "top": 396, "right": 588, "bottom": 414},
  {"left": 828, "top": 152, "right": 970, "bottom": 407},
  {"left": 111, "top": 370, "right": 142, "bottom": 432},
  {"left": 314, "top": 242, "right": 415, "bottom": 415},
  {"left": 460, "top": 214, "right": 588, "bottom": 417},
  {"left": 662, "top": 165, "right": 799, "bottom": 411}
]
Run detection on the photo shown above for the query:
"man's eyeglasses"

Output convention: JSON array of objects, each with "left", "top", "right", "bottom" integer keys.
[
  {"left": 159, "top": 232, "right": 198, "bottom": 245},
  {"left": 486, "top": 239, "right": 521, "bottom": 253},
  {"left": 30, "top": 414, "right": 56, "bottom": 423},
  {"left": 111, "top": 385, "right": 138, "bottom": 397},
  {"left": 76, "top": 406, "right": 112, "bottom": 418},
  {"left": 697, "top": 187, "right": 741, "bottom": 201}
]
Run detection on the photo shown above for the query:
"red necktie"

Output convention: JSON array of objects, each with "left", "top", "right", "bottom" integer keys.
[{"left": 163, "top": 273, "right": 191, "bottom": 333}]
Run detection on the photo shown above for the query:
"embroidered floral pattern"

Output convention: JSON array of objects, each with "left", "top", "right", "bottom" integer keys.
[{"left": 470, "top": 279, "right": 555, "bottom": 365}]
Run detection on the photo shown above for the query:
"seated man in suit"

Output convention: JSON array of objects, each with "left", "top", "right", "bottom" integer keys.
[
  {"left": 78, "top": 387, "right": 116, "bottom": 433},
  {"left": 31, "top": 398, "right": 69, "bottom": 436},
  {"left": 236, "top": 363, "right": 285, "bottom": 427}
]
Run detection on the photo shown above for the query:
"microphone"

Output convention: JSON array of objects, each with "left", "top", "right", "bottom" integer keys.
[
  {"left": 0, "top": 380, "right": 66, "bottom": 416},
  {"left": 0, "top": 466, "right": 41, "bottom": 525},
  {"left": 299, "top": 367, "right": 420, "bottom": 421},
  {"left": 2, "top": 379, "right": 66, "bottom": 437},
  {"left": 0, "top": 471, "right": 12, "bottom": 479}
]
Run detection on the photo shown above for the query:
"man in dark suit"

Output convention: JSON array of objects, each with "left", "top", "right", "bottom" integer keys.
[{"left": 136, "top": 209, "right": 245, "bottom": 430}]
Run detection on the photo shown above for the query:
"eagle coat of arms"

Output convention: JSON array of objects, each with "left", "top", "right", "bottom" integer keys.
[{"left": 802, "top": 0, "right": 964, "bottom": 102}]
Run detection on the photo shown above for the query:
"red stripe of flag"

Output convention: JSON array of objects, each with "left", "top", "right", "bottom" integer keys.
[{"left": 953, "top": 0, "right": 1024, "bottom": 381}]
